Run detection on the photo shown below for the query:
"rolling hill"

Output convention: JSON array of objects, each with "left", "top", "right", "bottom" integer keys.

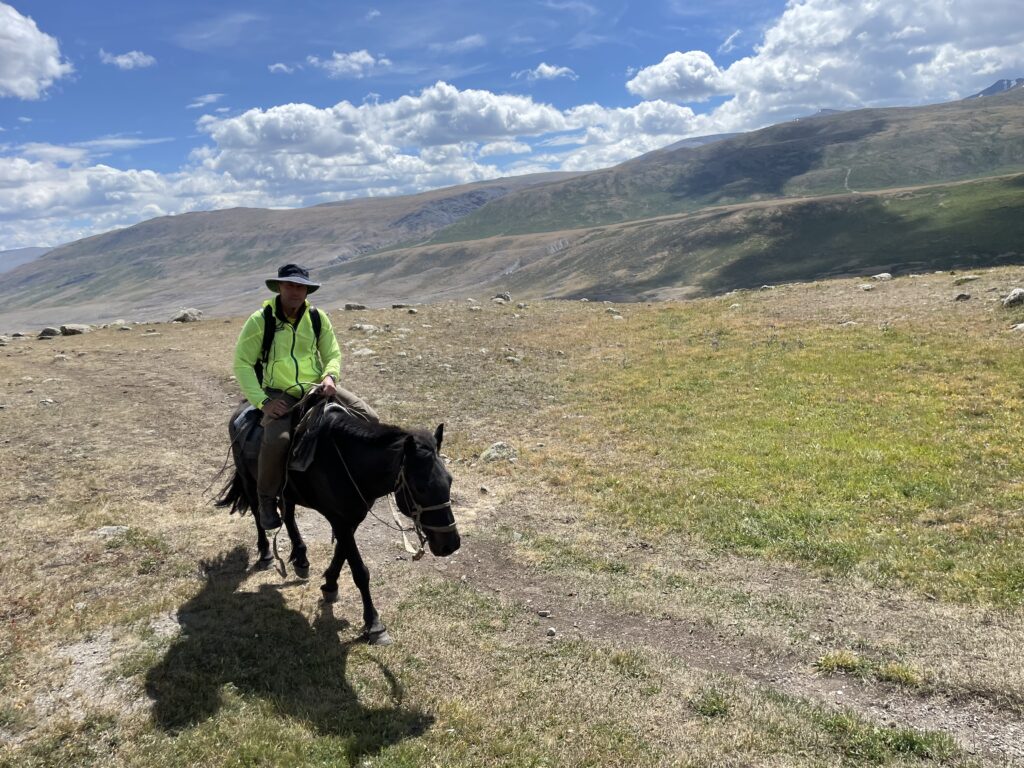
[{"left": 1, "top": 87, "right": 1023, "bottom": 330}]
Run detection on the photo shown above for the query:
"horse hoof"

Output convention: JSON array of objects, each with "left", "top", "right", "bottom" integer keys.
[
  {"left": 366, "top": 630, "right": 393, "bottom": 646},
  {"left": 320, "top": 587, "right": 338, "bottom": 603},
  {"left": 293, "top": 565, "right": 310, "bottom": 579}
]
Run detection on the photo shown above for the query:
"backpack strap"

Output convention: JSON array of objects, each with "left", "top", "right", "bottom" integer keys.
[
  {"left": 310, "top": 305, "right": 322, "bottom": 341},
  {"left": 254, "top": 303, "right": 276, "bottom": 386}
]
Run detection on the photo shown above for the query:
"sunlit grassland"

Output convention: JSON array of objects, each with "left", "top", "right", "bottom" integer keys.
[{"left": 528, "top": 298, "right": 1024, "bottom": 604}]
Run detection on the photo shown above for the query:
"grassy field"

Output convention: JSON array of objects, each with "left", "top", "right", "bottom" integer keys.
[{"left": 1, "top": 267, "right": 1023, "bottom": 766}]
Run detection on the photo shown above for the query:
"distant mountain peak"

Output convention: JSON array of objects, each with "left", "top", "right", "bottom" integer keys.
[{"left": 968, "top": 78, "right": 1024, "bottom": 98}]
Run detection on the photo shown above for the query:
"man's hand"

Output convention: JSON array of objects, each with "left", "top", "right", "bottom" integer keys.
[
  {"left": 262, "top": 397, "right": 290, "bottom": 419},
  {"left": 320, "top": 374, "right": 337, "bottom": 398}
]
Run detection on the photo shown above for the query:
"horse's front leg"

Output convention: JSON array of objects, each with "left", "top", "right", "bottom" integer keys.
[
  {"left": 254, "top": 518, "right": 273, "bottom": 566},
  {"left": 320, "top": 530, "right": 347, "bottom": 603},
  {"left": 281, "top": 499, "right": 309, "bottom": 578},
  {"left": 341, "top": 529, "right": 391, "bottom": 646}
]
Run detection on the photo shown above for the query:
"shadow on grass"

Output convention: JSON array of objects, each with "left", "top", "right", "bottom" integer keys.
[{"left": 145, "top": 546, "right": 432, "bottom": 761}]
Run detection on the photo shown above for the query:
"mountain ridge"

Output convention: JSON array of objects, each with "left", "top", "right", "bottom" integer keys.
[{"left": 1, "top": 85, "right": 1023, "bottom": 330}]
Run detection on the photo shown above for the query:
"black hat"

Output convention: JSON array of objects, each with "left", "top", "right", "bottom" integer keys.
[{"left": 266, "top": 263, "right": 320, "bottom": 293}]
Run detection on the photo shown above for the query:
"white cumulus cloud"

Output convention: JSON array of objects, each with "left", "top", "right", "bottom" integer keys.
[
  {"left": 630, "top": 0, "right": 1024, "bottom": 131},
  {"left": 0, "top": 2, "right": 74, "bottom": 100},
  {"left": 99, "top": 49, "right": 157, "bottom": 70},
  {"left": 513, "top": 63, "right": 579, "bottom": 82},
  {"left": 307, "top": 50, "right": 391, "bottom": 79},
  {"left": 626, "top": 51, "right": 724, "bottom": 102}
]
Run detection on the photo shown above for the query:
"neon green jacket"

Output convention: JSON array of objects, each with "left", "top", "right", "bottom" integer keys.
[{"left": 233, "top": 298, "right": 342, "bottom": 409}]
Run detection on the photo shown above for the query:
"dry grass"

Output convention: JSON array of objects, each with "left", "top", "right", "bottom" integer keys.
[{"left": 1, "top": 269, "right": 1023, "bottom": 765}]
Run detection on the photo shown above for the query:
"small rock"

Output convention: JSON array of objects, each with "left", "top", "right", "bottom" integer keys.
[
  {"left": 858, "top": 283, "right": 874, "bottom": 291},
  {"left": 759, "top": 285, "right": 774, "bottom": 291},
  {"left": 1011, "top": 323, "right": 1024, "bottom": 332},
  {"left": 343, "top": 303, "right": 367, "bottom": 311},
  {"left": 38, "top": 327, "right": 60, "bottom": 338},
  {"left": 60, "top": 324, "right": 92, "bottom": 335},
  {"left": 538, "top": 610, "right": 552, "bottom": 618},
  {"left": 954, "top": 293, "right": 971, "bottom": 302},
  {"left": 579, "top": 298, "right": 589, "bottom": 302},
  {"left": 492, "top": 297, "right": 507, "bottom": 305},
  {"left": 479, "top": 485, "right": 489, "bottom": 494},
  {"left": 53, "top": 354, "right": 69, "bottom": 362},
  {"left": 495, "top": 291, "right": 511, "bottom": 301},
  {"left": 39, "top": 398, "right": 56, "bottom": 405},
  {"left": 407, "top": 308, "right": 418, "bottom": 314},
  {"left": 171, "top": 308, "right": 203, "bottom": 323},
  {"left": 872, "top": 272, "right": 893, "bottom": 281},
  {"left": 480, "top": 442, "right": 517, "bottom": 462},
  {"left": 516, "top": 302, "right": 528, "bottom": 309},
  {"left": 392, "top": 303, "right": 410, "bottom": 309},
  {"left": 1002, "top": 288, "right": 1024, "bottom": 307},
  {"left": 840, "top": 321, "right": 858, "bottom": 327},
  {"left": 349, "top": 323, "right": 378, "bottom": 332},
  {"left": 95, "top": 525, "right": 129, "bottom": 538},
  {"left": 546, "top": 627, "right": 557, "bottom": 637},
  {"left": 729, "top": 303, "right": 741, "bottom": 309},
  {"left": 953, "top": 275, "right": 981, "bottom": 286},
  {"left": 351, "top": 347, "right": 375, "bottom": 357},
  {"left": 11, "top": 332, "right": 26, "bottom": 338},
  {"left": 118, "top": 326, "right": 132, "bottom": 331},
  {"left": 605, "top": 307, "right": 621, "bottom": 315},
  {"left": 469, "top": 306, "right": 482, "bottom": 312},
  {"left": 612, "top": 315, "right": 625, "bottom": 321}
]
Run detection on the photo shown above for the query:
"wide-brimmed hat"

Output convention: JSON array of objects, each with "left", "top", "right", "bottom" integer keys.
[{"left": 266, "top": 263, "right": 320, "bottom": 293}]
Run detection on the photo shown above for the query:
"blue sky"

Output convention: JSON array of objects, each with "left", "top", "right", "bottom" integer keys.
[{"left": 1, "top": 0, "right": 1022, "bottom": 249}]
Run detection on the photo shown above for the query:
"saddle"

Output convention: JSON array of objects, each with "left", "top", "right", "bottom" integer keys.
[{"left": 229, "top": 390, "right": 377, "bottom": 473}]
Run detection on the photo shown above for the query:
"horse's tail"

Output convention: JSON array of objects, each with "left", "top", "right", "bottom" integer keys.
[{"left": 215, "top": 467, "right": 252, "bottom": 516}]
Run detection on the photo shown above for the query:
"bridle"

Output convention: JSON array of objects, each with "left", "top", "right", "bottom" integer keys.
[{"left": 330, "top": 438, "right": 456, "bottom": 558}]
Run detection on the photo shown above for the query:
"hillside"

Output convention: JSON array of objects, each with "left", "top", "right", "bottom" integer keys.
[
  {"left": 0, "top": 246, "right": 50, "bottom": 274},
  {"left": 0, "top": 173, "right": 576, "bottom": 329},
  {"left": 432, "top": 87, "right": 1024, "bottom": 241},
  {"left": 1, "top": 89, "right": 1023, "bottom": 331},
  {"left": 317, "top": 173, "right": 1024, "bottom": 304}
]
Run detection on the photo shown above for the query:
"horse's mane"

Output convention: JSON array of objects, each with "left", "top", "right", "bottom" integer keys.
[{"left": 325, "top": 408, "right": 435, "bottom": 448}]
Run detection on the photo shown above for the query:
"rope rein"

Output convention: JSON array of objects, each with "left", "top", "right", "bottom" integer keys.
[{"left": 328, "top": 436, "right": 453, "bottom": 559}]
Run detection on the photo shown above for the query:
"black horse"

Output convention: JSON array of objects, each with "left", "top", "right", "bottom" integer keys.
[{"left": 217, "top": 399, "right": 461, "bottom": 643}]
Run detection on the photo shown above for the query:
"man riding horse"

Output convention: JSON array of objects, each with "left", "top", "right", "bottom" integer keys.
[{"left": 232, "top": 263, "right": 377, "bottom": 532}]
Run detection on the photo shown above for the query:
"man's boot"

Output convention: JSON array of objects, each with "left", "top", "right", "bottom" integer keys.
[{"left": 257, "top": 495, "right": 282, "bottom": 531}]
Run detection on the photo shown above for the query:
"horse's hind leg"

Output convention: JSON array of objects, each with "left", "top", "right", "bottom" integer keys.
[
  {"left": 320, "top": 535, "right": 347, "bottom": 603},
  {"left": 341, "top": 529, "right": 390, "bottom": 645},
  {"left": 281, "top": 499, "right": 309, "bottom": 578}
]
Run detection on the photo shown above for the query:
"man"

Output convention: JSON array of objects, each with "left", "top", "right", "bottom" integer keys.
[{"left": 233, "top": 263, "right": 376, "bottom": 531}]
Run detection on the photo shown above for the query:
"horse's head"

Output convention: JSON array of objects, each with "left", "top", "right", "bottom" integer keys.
[{"left": 396, "top": 424, "right": 461, "bottom": 557}]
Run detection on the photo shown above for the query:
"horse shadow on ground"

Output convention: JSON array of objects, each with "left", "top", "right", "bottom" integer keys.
[{"left": 144, "top": 546, "right": 432, "bottom": 761}]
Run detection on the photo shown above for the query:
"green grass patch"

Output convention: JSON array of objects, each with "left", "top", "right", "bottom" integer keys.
[
  {"left": 816, "top": 650, "right": 870, "bottom": 676},
  {"left": 547, "top": 302, "right": 1024, "bottom": 604}
]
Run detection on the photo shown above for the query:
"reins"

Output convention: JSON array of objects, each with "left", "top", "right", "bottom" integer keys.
[{"left": 327, "top": 435, "right": 453, "bottom": 560}]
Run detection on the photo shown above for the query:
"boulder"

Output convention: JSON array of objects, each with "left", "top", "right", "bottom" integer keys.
[
  {"left": 872, "top": 272, "right": 893, "bottom": 281},
  {"left": 349, "top": 323, "right": 378, "bottom": 332},
  {"left": 1002, "top": 288, "right": 1024, "bottom": 307},
  {"left": 392, "top": 303, "right": 410, "bottom": 309},
  {"left": 343, "top": 303, "right": 367, "bottom": 311},
  {"left": 494, "top": 291, "right": 512, "bottom": 301},
  {"left": 954, "top": 293, "right": 971, "bottom": 301},
  {"left": 171, "top": 308, "right": 203, "bottom": 323},
  {"left": 60, "top": 324, "right": 91, "bottom": 335},
  {"left": 38, "top": 327, "right": 60, "bottom": 338}
]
